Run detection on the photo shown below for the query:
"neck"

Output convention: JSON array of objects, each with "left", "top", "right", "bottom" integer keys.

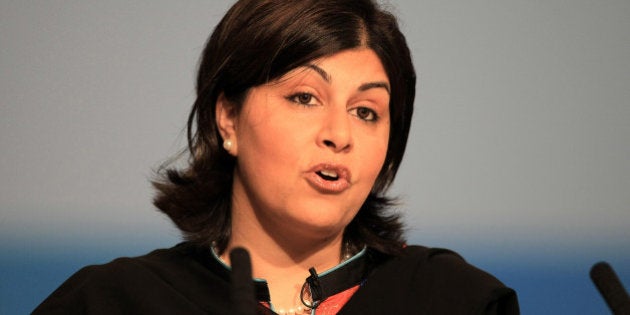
[
  {"left": 222, "top": 209, "right": 345, "bottom": 312},
  {"left": 223, "top": 217, "right": 345, "bottom": 278}
]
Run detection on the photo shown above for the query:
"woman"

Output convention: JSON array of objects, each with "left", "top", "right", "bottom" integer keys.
[{"left": 35, "top": 0, "right": 519, "bottom": 314}]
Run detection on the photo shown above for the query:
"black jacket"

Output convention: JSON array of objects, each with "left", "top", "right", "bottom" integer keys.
[{"left": 34, "top": 242, "right": 519, "bottom": 314}]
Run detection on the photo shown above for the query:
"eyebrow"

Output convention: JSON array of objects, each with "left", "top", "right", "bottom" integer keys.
[
  {"left": 305, "top": 64, "right": 391, "bottom": 94},
  {"left": 359, "top": 81, "right": 390, "bottom": 94},
  {"left": 305, "top": 64, "right": 331, "bottom": 82}
]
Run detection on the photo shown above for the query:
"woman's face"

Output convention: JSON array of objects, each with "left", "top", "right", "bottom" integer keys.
[{"left": 220, "top": 48, "right": 390, "bottom": 240}]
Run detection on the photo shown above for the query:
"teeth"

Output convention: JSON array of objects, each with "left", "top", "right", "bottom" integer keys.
[{"left": 319, "top": 169, "right": 339, "bottom": 179}]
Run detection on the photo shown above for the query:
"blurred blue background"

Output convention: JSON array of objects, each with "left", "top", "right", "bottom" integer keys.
[{"left": 1, "top": 1, "right": 628, "bottom": 314}]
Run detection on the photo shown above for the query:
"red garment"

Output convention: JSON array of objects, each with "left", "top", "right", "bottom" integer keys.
[{"left": 312, "top": 285, "right": 360, "bottom": 315}]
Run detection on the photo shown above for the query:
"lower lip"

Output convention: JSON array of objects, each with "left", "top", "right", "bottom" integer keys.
[{"left": 304, "top": 172, "right": 350, "bottom": 194}]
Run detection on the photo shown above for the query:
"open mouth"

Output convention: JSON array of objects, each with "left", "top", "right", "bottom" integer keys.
[
  {"left": 306, "top": 164, "right": 350, "bottom": 193},
  {"left": 316, "top": 170, "right": 339, "bottom": 181}
]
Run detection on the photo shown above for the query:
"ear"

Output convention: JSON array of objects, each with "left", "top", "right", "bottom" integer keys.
[{"left": 216, "top": 93, "right": 238, "bottom": 155}]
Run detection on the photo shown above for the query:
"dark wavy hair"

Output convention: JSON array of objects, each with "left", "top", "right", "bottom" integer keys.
[{"left": 153, "top": 0, "right": 416, "bottom": 255}]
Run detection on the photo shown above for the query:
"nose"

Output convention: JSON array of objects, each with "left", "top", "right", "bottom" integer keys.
[{"left": 317, "top": 107, "right": 352, "bottom": 153}]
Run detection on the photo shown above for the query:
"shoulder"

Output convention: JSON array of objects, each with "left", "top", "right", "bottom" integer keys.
[
  {"left": 33, "top": 242, "right": 229, "bottom": 315},
  {"left": 343, "top": 245, "right": 519, "bottom": 314},
  {"left": 52, "top": 242, "right": 204, "bottom": 290},
  {"left": 399, "top": 245, "right": 505, "bottom": 291}
]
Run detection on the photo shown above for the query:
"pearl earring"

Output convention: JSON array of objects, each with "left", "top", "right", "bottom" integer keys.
[{"left": 223, "top": 139, "right": 233, "bottom": 151}]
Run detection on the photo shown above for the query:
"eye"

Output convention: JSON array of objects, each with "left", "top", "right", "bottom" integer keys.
[
  {"left": 286, "top": 92, "right": 316, "bottom": 106},
  {"left": 350, "top": 106, "right": 378, "bottom": 122}
]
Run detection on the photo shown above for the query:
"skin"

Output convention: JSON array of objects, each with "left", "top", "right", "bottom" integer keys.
[{"left": 216, "top": 48, "right": 390, "bottom": 310}]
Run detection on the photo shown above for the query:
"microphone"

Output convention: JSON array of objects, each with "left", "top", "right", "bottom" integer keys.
[
  {"left": 301, "top": 267, "right": 323, "bottom": 309},
  {"left": 230, "top": 247, "right": 256, "bottom": 315},
  {"left": 590, "top": 261, "right": 630, "bottom": 315}
]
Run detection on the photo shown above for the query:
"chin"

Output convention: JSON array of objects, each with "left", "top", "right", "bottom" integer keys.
[{"left": 289, "top": 206, "right": 356, "bottom": 234}]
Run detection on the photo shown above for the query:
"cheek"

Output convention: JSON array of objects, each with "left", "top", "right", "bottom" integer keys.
[
  {"left": 365, "top": 143, "right": 388, "bottom": 186},
  {"left": 364, "top": 129, "right": 390, "bottom": 178},
  {"left": 236, "top": 115, "right": 306, "bottom": 180},
  {"left": 255, "top": 115, "right": 304, "bottom": 147}
]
